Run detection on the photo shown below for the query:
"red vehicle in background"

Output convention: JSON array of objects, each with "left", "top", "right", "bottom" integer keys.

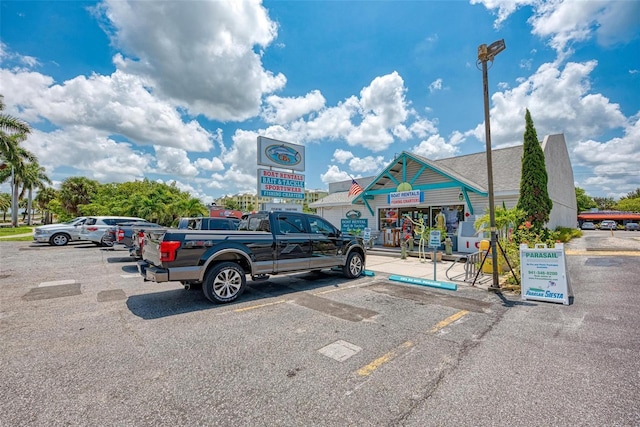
[{"left": 209, "top": 206, "right": 242, "bottom": 219}]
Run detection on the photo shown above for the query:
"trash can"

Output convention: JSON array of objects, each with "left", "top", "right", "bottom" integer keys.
[{"left": 480, "top": 239, "right": 502, "bottom": 274}]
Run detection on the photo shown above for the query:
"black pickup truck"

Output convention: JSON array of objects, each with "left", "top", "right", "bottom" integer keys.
[{"left": 137, "top": 211, "right": 366, "bottom": 303}]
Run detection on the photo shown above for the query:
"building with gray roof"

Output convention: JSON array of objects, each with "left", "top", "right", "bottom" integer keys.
[{"left": 310, "top": 134, "right": 576, "bottom": 252}]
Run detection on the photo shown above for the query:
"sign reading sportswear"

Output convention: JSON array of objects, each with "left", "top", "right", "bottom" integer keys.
[
  {"left": 258, "top": 169, "right": 305, "bottom": 199},
  {"left": 520, "top": 243, "right": 572, "bottom": 305},
  {"left": 388, "top": 190, "right": 423, "bottom": 206}
]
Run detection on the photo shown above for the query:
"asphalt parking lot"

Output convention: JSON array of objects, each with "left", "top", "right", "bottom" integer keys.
[
  {"left": 2, "top": 237, "right": 639, "bottom": 426},
  {"left": 1, "top": 241, "right": 507, "bottom": 426}
]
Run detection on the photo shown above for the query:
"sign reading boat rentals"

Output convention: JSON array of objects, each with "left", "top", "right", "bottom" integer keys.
[
  {"left": 520, "top": 243, "right": 572, "bottom": 305},
  {"left": 388, "top": 190, "right": 423, "bottom": 206}
]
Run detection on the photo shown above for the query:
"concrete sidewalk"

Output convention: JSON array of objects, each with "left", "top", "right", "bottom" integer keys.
[
  {"left": 0, "top": 232, "right": 34, "bottom": 239},
  {"left": 363, "top": 252, "right": 493, "bottom": 289}
]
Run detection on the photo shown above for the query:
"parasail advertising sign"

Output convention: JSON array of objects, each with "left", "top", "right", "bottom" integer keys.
[{"left": 520, "top": 243, "right": 572, "bottom": 305}]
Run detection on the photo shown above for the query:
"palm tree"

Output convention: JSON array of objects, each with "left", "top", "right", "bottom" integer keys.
[
  {"left": 135, "top": 195, "right": 170, "bottom": 224},
  {"left": 20, "top": 162, "right": 52, "bottom": 225},
  {"left": 0, "top": 192, "right": 10, "bottom": 222},
  {"left": 58, "top": 176, "right": 99, "bottom": 217},
  {"left": 0, "top": 95, "right": 32, "bottom": 226},
  {"left": 170, "top": 197, "right": 207, "bottom": 221},
  {"left": 19, "top": 197, "right": 28, "bottom": 222},
  {"left": 34, "top": 187, "right": 57, "bottom": 224},
  {"left": 0, "top": 95, "right": 30, "bottom": 160},
  {"left": 0, "top": 146, "right": 38, "bottom": 226}
]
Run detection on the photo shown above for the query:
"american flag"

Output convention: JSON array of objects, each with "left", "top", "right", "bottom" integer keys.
[{"left": 348, "top": 179, "right": 364, "bottom": 197}]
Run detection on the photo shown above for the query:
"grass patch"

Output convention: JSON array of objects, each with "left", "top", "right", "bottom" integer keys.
[
  {"left": 2, "top": 235, "right": 34, "bottom": 241},
  {"left": 0, "top": 226, "right": 34, "bottom": 237}
]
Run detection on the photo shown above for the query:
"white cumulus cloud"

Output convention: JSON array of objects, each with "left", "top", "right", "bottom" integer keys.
[{"left": 100, "top": 0, "right": 286, "bottom": 121}]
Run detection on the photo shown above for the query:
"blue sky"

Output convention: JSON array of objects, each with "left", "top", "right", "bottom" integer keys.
[{"left": 1, "top": 0, "right": 639, "bottom": 204}]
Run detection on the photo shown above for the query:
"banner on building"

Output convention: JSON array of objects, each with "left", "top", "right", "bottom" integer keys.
[{"left": 388, "top": 190, "right": 423, "bottom": 206}]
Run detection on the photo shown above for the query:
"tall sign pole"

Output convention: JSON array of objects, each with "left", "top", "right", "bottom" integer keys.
[{"left": 477, "top": 39, "right": 506, "bottom": 290}]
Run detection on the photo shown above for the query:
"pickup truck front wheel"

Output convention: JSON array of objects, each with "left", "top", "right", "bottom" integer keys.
[
  {"left": 342, "top": 252, "right": 364, "bottom": 279},
  {"left": 202, "top": 262, "right": 247, "bottom": 303}
]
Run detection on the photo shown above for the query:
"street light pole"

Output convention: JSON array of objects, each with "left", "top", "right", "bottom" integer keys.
[{"left": 477, "top": 39, "right": 506, "bottom": 290}]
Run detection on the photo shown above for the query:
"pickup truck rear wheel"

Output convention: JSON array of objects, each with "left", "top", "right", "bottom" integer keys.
[
  {"left": 342, "top": 251, "right": 364, "bottom": 279},
  {"left": 202, "top": 262, "right": 246, "bottom": 303}
]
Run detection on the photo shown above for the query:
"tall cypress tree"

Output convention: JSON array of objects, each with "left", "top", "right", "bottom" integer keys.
[{"left": 516, "top": 109, "right": 552, "bottom": 229}]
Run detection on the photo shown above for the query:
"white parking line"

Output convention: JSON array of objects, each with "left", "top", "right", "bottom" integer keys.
[{"left": 39, "top": 279, "right": 77, "bottom": 287}]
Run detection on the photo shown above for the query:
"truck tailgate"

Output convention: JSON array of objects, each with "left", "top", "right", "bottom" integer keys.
[{"left": 140, "top": 229, "right": 167, "bottom": 265}]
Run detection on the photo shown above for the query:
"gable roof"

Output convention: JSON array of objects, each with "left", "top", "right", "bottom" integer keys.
[
  {"left": 433, "top": 145, "right": 524, "bottom": 193},
  {"left": 360, "top": 151, "right": 487, "bottom": 196},
  {"left": 310, "top": 139, "right": 556, "bottom": 210},
  {"left": 308, "top": 191, "right": 357, "bottom": 207}
]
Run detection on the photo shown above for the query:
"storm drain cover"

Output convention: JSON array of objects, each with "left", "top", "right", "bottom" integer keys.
[
  {"left": 97, "top": 289, "right": 127, "bottom": 302},
  {"left": 318, "top": 340, "right": 362, "bottom": 362},
  {"left": 23, "top": 283, "right": 81, "bottom": 301}
]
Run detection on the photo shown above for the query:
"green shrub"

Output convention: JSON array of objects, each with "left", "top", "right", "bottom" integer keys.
[{"left": 555, "top": 226, "right": 581, "bottom": 242}]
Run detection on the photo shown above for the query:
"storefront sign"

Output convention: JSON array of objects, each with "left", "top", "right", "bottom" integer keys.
[
  {"left": 257, "top": 168, "right": 305, "bottom": 199},
  {"left": 345, "top": 210, "right": 362, "bottom": 219},
  {"left": 520, "top": 243, "right": 572, "bottom": 305},
  {"left": 257, "top": 136, "right": 305, "bottom": 172},
  {"left": 341, "top": 219, "right": 368, "bottom": 234},
  {"left": 388, "top": 190, "right": 423, "bottom": 206}
]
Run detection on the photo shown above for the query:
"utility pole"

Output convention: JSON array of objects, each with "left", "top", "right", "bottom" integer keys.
[{"left": 477, "top": 39, "right": 506, "bottom": 290}]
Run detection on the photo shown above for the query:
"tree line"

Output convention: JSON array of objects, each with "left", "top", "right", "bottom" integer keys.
[
  {"left": 576, "top": 187, "right": 640, "bottom": 213},
  {"left": 0, "top": 94, "right": 207, "bottom": 226},
  {"left": 51, "top": 177, "right": 209, "bottom": 225},
  {"left": 0, "top": 175, "right": 209, "bottom": 226}
]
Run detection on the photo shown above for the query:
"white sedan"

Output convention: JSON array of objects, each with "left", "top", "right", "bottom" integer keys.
[{"left": 33, "top": 217, "right": 87, "bottom": 246}]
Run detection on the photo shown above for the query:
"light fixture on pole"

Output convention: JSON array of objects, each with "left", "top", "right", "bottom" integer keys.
[{"left": 477, "top": 39, "right": 505, "bottom": 290}]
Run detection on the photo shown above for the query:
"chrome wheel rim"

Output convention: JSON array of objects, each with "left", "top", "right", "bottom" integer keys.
[
  {"left": 213, "top": 269, "right": 243, "bottom": 298},
  {"left": 52, "top": 235, "right": 68, "bottom": 246},
  {"left": 349, "top": 255, "right": 363, "bottom": 276}
]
